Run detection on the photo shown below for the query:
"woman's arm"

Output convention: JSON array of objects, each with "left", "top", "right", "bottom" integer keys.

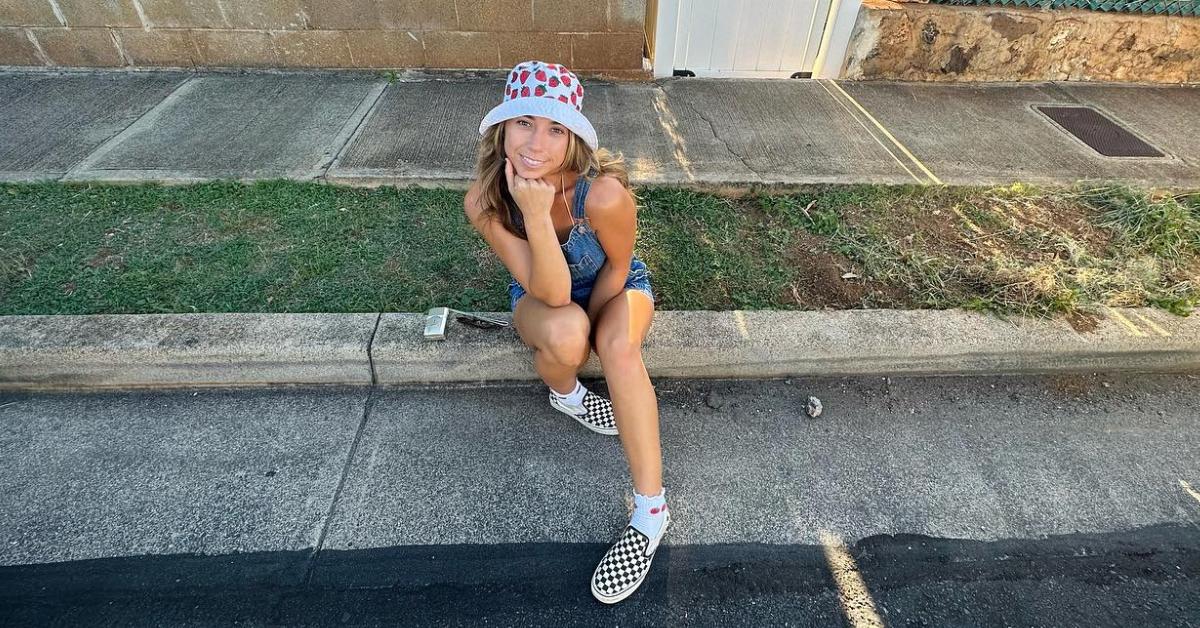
[
  {"left": 464, "top": 181, "right": 572, "bottom": 307},
  {"left": 584, "top": 178, "right": 638, "bottom": 319},
  {"left": 521, "top": 211, "right": 573, "bottom": 306}
]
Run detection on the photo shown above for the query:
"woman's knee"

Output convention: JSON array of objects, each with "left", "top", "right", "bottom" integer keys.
[
  {"left": 594, "top": 330, "right": 641, "bottom": 366},
  {"left": 536, "top": 306, "right": 591, "bottom": 366}
]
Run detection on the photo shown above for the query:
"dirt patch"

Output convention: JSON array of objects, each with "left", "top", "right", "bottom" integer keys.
[
  {"left": 1006, "top": 194, "right": 1114, "bottom": 252},
  {"left": 989, "top": 13, "right": 1040, "bottom": 41},
  {"left": 85, "top": 248, "right": 125, "bottom": 270},
  {"left": 6, "top": 253, "right": 36, "bottom": 281},
  {"left": 846, "top": 193, "right": 1115, "bottom": 269},
  {"left": 1065, "top": 310, "right": 1099, "bottom": 333},
  {"left": 1046, "top": 372, "right": 1105, "bottom": 399},
  {"left": 781, "top": 231, "right": 910, "bottom": 309},
  {"left": 827, "top": 190, "right": 1163, "bottom": 318},
  {"left": 840, "top": 201, "right": 978, "bottom": 262}
]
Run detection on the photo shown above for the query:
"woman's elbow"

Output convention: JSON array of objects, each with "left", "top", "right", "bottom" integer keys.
[
  {"left": 530, "top": 286, "right": 572, "bottom": 308},
  {"left": 542, "top": 293, "right": 574, "bottom": 308}
]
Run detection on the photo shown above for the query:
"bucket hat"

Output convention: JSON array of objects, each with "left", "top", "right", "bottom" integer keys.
[{"left": 478, "top": 60, "right": 598, "bottom": 150}]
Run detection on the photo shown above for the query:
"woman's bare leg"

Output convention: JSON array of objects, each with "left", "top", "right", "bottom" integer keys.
[
  {"left": 513, "top": 295, "right": 592, "bottom": 394},
  {"left": 589, "top": 290, "right": 659, "bottom": 495}
]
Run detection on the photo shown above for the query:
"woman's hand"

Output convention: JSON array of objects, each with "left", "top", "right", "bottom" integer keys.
[{"left": 504, "top": 157, "right": 555, "bottom": 219}]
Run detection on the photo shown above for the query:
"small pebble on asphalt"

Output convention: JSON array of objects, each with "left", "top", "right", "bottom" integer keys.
[
  {"left": 704, "top": 389, "right": 725, "bottom": 410},
  {"left": 806, "top": 396, "right": 823, "bottom": 418}
]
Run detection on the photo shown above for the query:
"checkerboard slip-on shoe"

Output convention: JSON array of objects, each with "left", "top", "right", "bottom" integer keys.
[
  {"left": 590, "top": 510, "right": 671, "bottom": 604},
  {"left": 548, "top": 390, "right": 618, "bottom": 435}
]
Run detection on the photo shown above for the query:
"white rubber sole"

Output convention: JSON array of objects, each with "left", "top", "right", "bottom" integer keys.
[{"left": 591, "top": 513, "right": 671, "bottom": 605}]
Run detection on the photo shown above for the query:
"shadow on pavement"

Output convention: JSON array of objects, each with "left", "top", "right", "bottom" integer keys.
[{"left": 2, "top": 524, "right": 1196, "bottom": 626}]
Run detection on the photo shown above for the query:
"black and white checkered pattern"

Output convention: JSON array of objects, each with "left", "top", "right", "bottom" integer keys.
[
  {"left": 549, "top": 390, "right": 618, "bottom": 435},
  {"left": 580, "top": 391, "right": 617, "bottom": 431},
  {"left": 590, "top": 524, "right": 662, "bottom": 603}
]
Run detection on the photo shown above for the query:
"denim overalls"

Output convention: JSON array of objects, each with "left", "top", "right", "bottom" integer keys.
[{"left": 508, "top": 167, "right": 654, "bottom": 311}]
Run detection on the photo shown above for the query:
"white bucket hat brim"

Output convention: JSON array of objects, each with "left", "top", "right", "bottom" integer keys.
[{"left": 478, "top": 97, "right": 598, "bottom": 151}]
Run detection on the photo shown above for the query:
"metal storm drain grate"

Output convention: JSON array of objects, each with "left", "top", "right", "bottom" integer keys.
[{"left": 1036, "top": 106, "right": 1165, "bottom": 158}]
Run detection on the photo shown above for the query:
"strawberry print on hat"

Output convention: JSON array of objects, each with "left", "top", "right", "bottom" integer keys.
[
  {"left": 479, "top": 59, "right": 598, "bottom": 150},
  {"left": 501, "top": 60, "right": 587, "bottom": 114}
]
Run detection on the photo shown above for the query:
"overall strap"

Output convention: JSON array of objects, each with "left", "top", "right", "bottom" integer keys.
[{"left": 571, "top": 166, "right": 598, "bottom": 221}]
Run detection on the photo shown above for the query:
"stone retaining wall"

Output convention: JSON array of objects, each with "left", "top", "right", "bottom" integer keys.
[
  {"left": 843, "top": 2, "right": 1200, "bottom": 82},
  {"left": 0, "top": 0, "right": 648, "bottom": 76}
]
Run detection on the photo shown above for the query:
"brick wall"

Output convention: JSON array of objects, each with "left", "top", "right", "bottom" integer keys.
[{"left": 0, "top": 0, "right": 648, "bottom": 75}]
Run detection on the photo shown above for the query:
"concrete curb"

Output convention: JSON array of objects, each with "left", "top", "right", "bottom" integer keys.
[
  {"left": 0, "top": 313, "right": 378, "bottom": 390},
  {"left": 1, "top": 308, "right": 1196, "bottom": 391}
]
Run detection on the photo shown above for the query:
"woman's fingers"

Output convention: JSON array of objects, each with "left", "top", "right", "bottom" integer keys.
[
  {"left": 503, "top": 157, "right": 555, "bottom": 216},
  {"left": 506, "top": 157, "right": 532, "bottom": 195}
]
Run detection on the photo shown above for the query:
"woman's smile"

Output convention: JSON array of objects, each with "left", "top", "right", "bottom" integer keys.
[{"left": 520, "top": 154, "right": 548, "bottom": 168}]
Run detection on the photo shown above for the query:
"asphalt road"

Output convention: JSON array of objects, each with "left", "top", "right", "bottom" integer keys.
[{"left": 2, "top": 372, "right": 1198, "bottom": 626}]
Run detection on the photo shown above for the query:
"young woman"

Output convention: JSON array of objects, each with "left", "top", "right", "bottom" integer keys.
[{"left": 463, "top": 60, "right": 668, "bottom": 604}]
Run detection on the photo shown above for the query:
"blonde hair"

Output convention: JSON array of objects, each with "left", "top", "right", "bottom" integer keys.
[{"left": 472, "top": 121, "right": 634, "bottom": 240}]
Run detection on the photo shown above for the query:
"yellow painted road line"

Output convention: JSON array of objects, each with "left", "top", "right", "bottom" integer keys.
[
  {"left": 733, "top": 310, "right": 751, "bottom": 340},
  {"left": 1105, "top": 307, "right": 1147, "bottom": 337},
  {"left": 820, "top": 530, "right": 886, "bottom": 628},
  {"left": 824, "top": 80, "right": 945, "bottom": 186},
  {"left": 1181, "top": 480, "right": 1200, "bottom": 505},
  {"left": 817, "top": 80, "right": 924, "bottom": 185},
  {"left": 1132, "top": 311, "right": 1171, "bottom": 337}
]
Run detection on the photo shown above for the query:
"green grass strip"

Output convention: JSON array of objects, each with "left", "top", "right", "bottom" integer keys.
[{"left": 2, "top": 180, "right": 1197, "bottom": 317}]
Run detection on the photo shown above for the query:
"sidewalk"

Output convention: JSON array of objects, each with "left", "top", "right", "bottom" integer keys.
[{"left": 1, "top": 68, "right": 1198, "bottom": 188}]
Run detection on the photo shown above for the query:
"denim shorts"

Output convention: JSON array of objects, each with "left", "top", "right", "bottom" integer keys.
[{"left": 509, "top": 258, "right": 654, "bottom": 312}]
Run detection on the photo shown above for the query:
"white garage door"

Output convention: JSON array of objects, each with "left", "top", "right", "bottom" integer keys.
[{"left": 662, "top": 0, "right": 835, "bottom": 78}]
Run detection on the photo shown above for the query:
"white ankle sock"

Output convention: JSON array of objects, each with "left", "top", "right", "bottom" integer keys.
[
  {"left": 630, "top": 488, "right": 667, "bottom": 539},
  {"left": 551, "top": 379, "right": 587, "bottom": 406}
]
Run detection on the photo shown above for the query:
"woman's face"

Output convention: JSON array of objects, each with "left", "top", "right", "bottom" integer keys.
[{"left": 504, "top": 115, "right": 570, "bottom": 180}]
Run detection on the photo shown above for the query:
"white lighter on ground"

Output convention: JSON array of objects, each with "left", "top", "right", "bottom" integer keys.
[{"left": 423, "top": 307, "right": 511, "bottom": 341}]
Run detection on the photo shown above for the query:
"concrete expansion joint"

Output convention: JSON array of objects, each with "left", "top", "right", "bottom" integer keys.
[
  {"left": 366, "top": 311, "right": 382, "bottom": 387},
  {"left": 303, "top": 380, "right": 377, "bottom": 586},
  {"left": 318, "top": 81, "right": 389, "bottom": 179},
  {"left": 63, "top": 75, "right": 198, "bottom": 181}
]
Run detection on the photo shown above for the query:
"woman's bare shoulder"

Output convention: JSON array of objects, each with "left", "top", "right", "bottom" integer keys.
[
  {"left": 463, "top": 180, "right": 484, "bottom": 220},
  {"left": 584, "top": 175, "right": 634, "bottom": 217}
]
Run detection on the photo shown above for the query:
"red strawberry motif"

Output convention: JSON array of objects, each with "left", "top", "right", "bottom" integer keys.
[
  {"left": 576, "top": 84, "right": 583, "bottom": 96},
  {"left": 562, "top": 74, "right": 572, "bottom": 87},
  {"left": 520, "top": 86, "right": 530, "bottom": 97},
  {"left": 558, "top": 95, "right": 569, "bottom": 103},
  {"left": 535, "top": 69, "right": 547, "bottom": 82},
  {"left": 548, "top": 76, "right": 559, "bottom": 87},
  {"left": 570, "top": 92, "right": 577, "bottom": 106},
  {"left": 535, "top": 84, "right": 546, "bottom": 96},
  {"left": 510, "top": 71, "right": 516, "bottom": 82},
  {"left": 519, "top": 70, "right": 530, "bottom": 84}
]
